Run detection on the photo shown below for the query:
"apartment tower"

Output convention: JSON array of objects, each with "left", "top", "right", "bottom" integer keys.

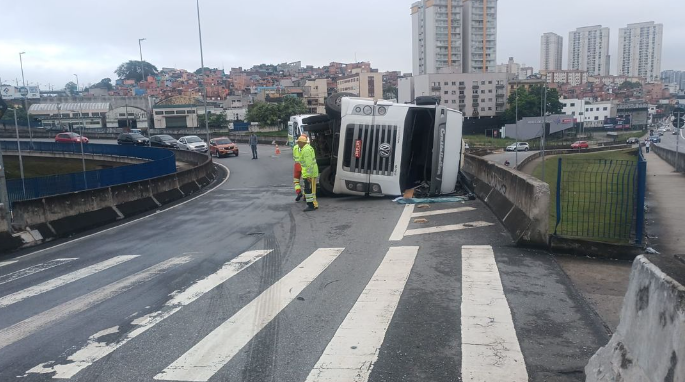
[
  {"left": 568, "top": 25, "right": 610, "bottom": 76},
  {"left": 540, "top": 32, "right": 563, "bottom": 72},
  {"left": 617, "top": 22, "right": 663, "bottom": 82}
]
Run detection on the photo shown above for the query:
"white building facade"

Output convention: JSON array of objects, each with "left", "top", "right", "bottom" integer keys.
[
  {"left": 540, "top": 32, "right": 563, "bottom": 72},
  {"left": 568, "top": 25, "right": 610, "bottom": 76},
  {"left": 561, "top": 99, "right": 616, "bottom": 128},
  {"left": 617, "top": 22, "right": 663, "bottom": 82},
  {"left": 545, "top": 70, "right": 589, "bottom": 86}
]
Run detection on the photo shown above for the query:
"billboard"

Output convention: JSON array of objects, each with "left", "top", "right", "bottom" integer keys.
[
  {"left": 604, "top": 116, "right": 632, "bottom": 129},
  {"left": 0, "top": 85, "right": 40, "bottom": 100}
]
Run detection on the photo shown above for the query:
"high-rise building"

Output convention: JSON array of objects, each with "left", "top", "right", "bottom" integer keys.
[
  {"left": 617, "top": 22, "right": 663, "bottom": 82},
  {"left": 540, "top": 32, "right": 563, "bottom": 72},
  {"left": 411, "top": 0, "right": 497, "bottom": 75},
  {"left": 496, "top": 57, "right": 521, "bottom": 78},
  {"left": 568, "top": 25, "right": 610, "bottom": 76}
]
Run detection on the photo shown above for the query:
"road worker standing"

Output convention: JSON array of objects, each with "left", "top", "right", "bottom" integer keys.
[
  {"left": 297, "top": 135, "right": 319, "bottom": 212},
  {"left": 293, "top": 135, "right": 306, "bottom": 201}
]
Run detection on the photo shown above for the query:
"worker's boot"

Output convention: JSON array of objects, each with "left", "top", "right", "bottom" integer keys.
[
  {"left": 295, "top": 191, "right": 303, "bottom": 202},
  {"left": 304, "top": 202, "right": 316, "bottom": 212}
]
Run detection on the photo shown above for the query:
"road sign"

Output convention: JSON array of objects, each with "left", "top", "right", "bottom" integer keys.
[
  {"left": 19, "top": 87, "right": 28, "bottom": 97},
  {"left": 673, "top": 118, "right": 685, "bottom": 129},
  {"left": 673, "top": 106, "right": 685, "bottom": 115}
]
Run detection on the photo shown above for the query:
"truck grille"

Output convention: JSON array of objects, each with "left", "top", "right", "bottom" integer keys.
[{"left": 347, "top": 124, "right": 398, "bottom": 175}]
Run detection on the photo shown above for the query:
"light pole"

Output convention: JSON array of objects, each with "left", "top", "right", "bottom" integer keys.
[
  {"left": 19, "top": 52, "right": 26, "bottom": 87},
  {"left": 515, "top": 87, "right": 519, "bottom": 168},
  {"left": 10, "top": 108, "right": 26, "bottom": 198},
  {"left": 196, "top": 0, "right": 211, "bottom": 153},
  {"left": 138, "top": 38, "right": 147, "bottom": 84},
  {"left": 73, "top": 74, "right": 79, "bottom": 95},
  {"left": 541, "top": 84, "right": 548, "bottom": 183},
  {"left": 18, "top": 52, "right": 33, "bottom": 150},
  {"left": 69, "top": 109, "right": 88, "bottom": 188}
]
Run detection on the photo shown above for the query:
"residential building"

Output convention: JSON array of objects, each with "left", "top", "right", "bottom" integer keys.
[
  {"left": 617, "top": 22, "right": 663, "bottom": 82},
  {"left": 411, "top": 0, "right": 497, "bottom": 75},
  {"left": 519, "top": 66, "right": 535, "bottom": 79},
  {"left": 561, "top": 99, "right": 616, "bottom": 128},
  {"left": 304, "top": 78, "right": 328, "bottom": 114},
  {"left": 496, "top": 57, "right": 521, "bottom": 78},
  {"left": 545, "top": 70, "right": 589, "bottom": 86},
  {"left": 568, "top": 25, "right": 610, "bottom": 76},
  {"left": 540, "top": 32, "right": 563, "bottom": 72},
  {"left": 400, "top": 70, "right": 508, "bottom": 117},
  {"left": 661, "top": 70, "right": 685, "bottom": 91},
  {"left": 336, "top": 72, "right": 384, "bottom": 100}
]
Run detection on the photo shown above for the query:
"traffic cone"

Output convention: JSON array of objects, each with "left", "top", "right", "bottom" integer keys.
[{"left": 275, "top": 145, "right": 281, "bottom": 156}]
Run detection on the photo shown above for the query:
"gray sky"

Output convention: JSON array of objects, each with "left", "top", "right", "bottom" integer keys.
[{"left": 1, "top": 0, "right": 682, "bottom": 89}]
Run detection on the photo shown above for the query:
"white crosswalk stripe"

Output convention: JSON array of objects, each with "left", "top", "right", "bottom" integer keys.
[
  {"left": 154, "top": 248, "right": 345, "bottom": 382},
  {"left": 0, "top": 255, "right": 139, "bottom": 309},
  {"left": 25, "top": 250, "right": 272, "bottom": 379},
  {"left": 305, "top": 246, "right": 419, "bottom": 382},
  {"left": 404, "top": 221, "right": 494, "bottom": 236},
  {"left": 0, "top": 256, "right": 191, "bottom": 351},
  {"left": 411, "top": 206, "right": 476, "bottom": 218},
  {"left": 460, "top": 245, "right": 528, "bottom": 381},
  {"left": 0, "top": 258, "right": 77, "bottom": 285},
  {"left": 0, "top": 261, "right": 18, "bottom": 268}
]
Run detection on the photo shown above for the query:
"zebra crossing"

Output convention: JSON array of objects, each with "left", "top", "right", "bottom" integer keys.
[{"left": 0, "top": 242, "right": 527, "bottom": 382}]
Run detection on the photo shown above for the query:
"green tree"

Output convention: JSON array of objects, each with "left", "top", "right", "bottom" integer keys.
[
  {"left": 194, "top": 67, "right": 217, "bottom": 75},
  {"left": 0, "top": 106, "right": 28, "bottom": 126},
  {"left": 92, "top": 78, "right": 113, "bottom": 91},
  {"left": 246, "top": 97, "right": 307, "bottom": 127},
  {"left": 502, "top": 85, "right": 563, "bottom": 124},
  {"left": 619, "top": 81, "right": 642, "bottom": 90},
  {"left": 198, "top": 112, "right": 228, "bottom": 128},
  {"left": 115, "top": 60, "right": 159, "bottom": 82},
  {"left": 383, "top": 85, "right": 398, "bottom": 100},
  {"left": 65, "top": 81, "right": 78, "bottom": 95}
]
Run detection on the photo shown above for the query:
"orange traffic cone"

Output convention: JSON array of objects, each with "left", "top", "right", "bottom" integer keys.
[{"left": 275, "top": 145, "right": 281, "bottom": 156}]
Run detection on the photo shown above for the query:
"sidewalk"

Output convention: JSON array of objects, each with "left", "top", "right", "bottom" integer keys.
[{"left": 644, "top": 150, "right": 685, "bottom": 255}]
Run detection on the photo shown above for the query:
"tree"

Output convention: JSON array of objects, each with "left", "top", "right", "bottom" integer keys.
[
  {"left": 194, "top": 67, "right": 216, "bottom": 75},
  {"left": 65, "top": 81, "right": 77, "bottom": 95},
  {"left": 92, "top": 78, "right": 113, "bottom": 91},
  {"left": 502, "top": 85, "right": 563, "bottom": 124},
  {"left": 383, "top": 85, "right": 398, "bottom": 100},
  {"left": 115, "top": 60, "right": 159, "bottom": 82},
  {"left": 0, "top": 106, "right": 28, "bottom": 126},
  {"left": 245, "top": 97, "right": 307, "bottom": 127},
  {"left": 619, "top": 81, "right": 642, "bottom": 91},
  {"left": 198, "top": 112, "right": 228, "bottom": 128}
]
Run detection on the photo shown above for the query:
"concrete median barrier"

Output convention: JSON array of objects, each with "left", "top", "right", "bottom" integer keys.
[
  {"left": 653, "top": 143, "right": 685, "bottom": 172},
  {"left": 462, "top": 154, "right": 550, "bottom": 246}
]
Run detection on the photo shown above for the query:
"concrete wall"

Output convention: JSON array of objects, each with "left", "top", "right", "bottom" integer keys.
[
  {"left": 462, "top": 154, "right": 550, "bottom": 246},
  {"left": 653, "top": 144, "right": 685, "bottom": 172},
  {"left": 586, "top": 255, "right": 684, "bottom": 381}
]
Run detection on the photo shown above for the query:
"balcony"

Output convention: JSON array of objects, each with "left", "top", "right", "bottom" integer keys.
[
  {"left": 459, "top": 85, "right": 466, "bottom": 90},
  {"left": 496, "top": 101, "right": 505, "bottom": 106},
  {"left": 496, "top": 93, "right": 505, "bottom": 98},
  {"left": 431, "top": 85, "right": 441, "bottom": 91},
  {"left": 496, "top": 84, "right": 504, "bottom": 89},
  {"left": 472, "top": 85, "right": 479, "bottom": 90}
]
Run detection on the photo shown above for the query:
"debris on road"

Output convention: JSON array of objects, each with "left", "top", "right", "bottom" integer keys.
[
  {"left": 413, "top": 218, "right": 428, "bottom": 224},
  {"left": 417, "top": 204, "right": 430, "bottom": 209},
  {"left": 645, "top": 247, "right": 660, "bottom": 255},
  {"left": 393, "top": 196, "right": 471, "bottom": 204}
]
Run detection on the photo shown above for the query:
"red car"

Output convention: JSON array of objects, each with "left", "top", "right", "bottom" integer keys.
[
  {"left": 55, "top": 132, "right": 89, "bottom": 144},
  {"left": 571, "top": 140, "right": 589, "bottom": 149},
  {"left": 209, "top": 137, "right": 239, "bottom": 158}
]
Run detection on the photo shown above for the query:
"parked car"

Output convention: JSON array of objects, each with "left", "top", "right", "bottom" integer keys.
[
  {"left": 626, "top": 137, "right": 640, "bottom": 144},
  {"left": 209, "top": 137, "right": 239, "bottom": 158},
  {"left": 571, "top": 141, "right": 589, "bottom": 149},
  {"left": 505, "top": 142, "right": 530, "bottom": 152},
  {"left": 117, "top": 132, "right": 150, "bottom": 146},
  {"left": 55, "top": 132, "right": 89, "bottom": 144},
  {"left": 149, "top": 135, "right": 178, "bottom": 148},
  {"left": 177, "top": 136, "right": 208, "bottom": 152}
]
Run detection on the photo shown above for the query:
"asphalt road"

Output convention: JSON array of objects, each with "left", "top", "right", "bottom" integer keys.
[
  {"left": 0, "top": 144, "right": 609, "bottom": 381},
  {"left": 655, "top": 129, "right": 685, "bottom": 152},
  {"left": 484, "top": 150, "right": 537, "bottom": 167}
]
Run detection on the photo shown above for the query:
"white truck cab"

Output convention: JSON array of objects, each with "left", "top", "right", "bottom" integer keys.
[
  {"left": 287, "top": 114, "right": 316, "bottom": 146},
  {"left": 332, "top": 97, "right": 463, "bottom": 197}
]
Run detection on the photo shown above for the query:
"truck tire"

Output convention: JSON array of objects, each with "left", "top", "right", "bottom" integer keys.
[
  {"left": 318, "top": 166, "right": 336, "bottom": 197},
  {"left": 302, "top": 114, "right": 330, "bottom": 125},
  {"left": 325, "top": 92, "right": 356, "bottom": 119}
]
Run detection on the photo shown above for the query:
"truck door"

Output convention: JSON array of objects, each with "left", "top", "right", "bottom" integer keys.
[{"left": 429, "top": 106, "right": 462, "bottom": 196}]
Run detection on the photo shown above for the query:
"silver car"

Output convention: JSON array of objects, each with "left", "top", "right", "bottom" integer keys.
[{"left": 177, "top": 136, "right": 208, "bottom": 152}]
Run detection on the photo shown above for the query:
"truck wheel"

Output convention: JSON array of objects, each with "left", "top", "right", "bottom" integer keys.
[
  {"left": 318, "top": 166, "right": 336, "bottom": 197},
  {"left": 325, "top": 92, "right": 356, "bottom": 119}
]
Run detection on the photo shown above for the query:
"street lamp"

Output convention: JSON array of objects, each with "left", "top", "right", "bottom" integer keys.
[
  {"left": 69, "top": 109, "right": 88, "bottom": 188},
  {"left": 73, "top": 74, "right": 79, "bottom": 95},
  {"left": 138, "top": 38, "right": 147, "bottom": 84},
  {"left": 9, "top": 108, "right": 26, "bottom": 198},
  {"left": 196, "top": 0, "right": 211, "bottom": 154},
  {"left": 18, "top": 52, "right": 33, "bottom": 149},
  {"left": 19, "top": 52, "right": 26, "bottom": 87}
]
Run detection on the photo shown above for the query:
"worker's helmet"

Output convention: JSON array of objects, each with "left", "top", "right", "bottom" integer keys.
[{"left": 296, "top": 135, "right": 308, "bottom": 143}]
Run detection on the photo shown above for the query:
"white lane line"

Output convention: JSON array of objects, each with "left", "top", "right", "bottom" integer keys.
[
  {"left": 11, "top": 163, "right": 230, "bottom": 262},
  {"left": 404, "top": 221, "right": 494, "bottom": 236},
  {"left": 26, "top": 250, "right": 272, "bottom": 379},
  {"left": 154, "top": 248, "right": 345, "bottom": 382},
  {"left": 460, "top": 245, "right": 527, "bottom": 382},
  {"left": 0, "top": 256, "right": 191, "bottom": 351},
  {"left": 0, "top": 261, "right": 18, "bottom": 268},
  {"left": 0, "top": 255, "right": 139, "bottom": 309},
  {"left": 411, "top": 206, "right": 476, "bottom": 218},
  {"left": 389, "top": 204, "right": 415, "bottom": 241},
  {"left": 0, "top": 258, "right": 77, "bottom": 285},
  {"left": 305, "top": 246, "right": 419, "bottom": 382}
]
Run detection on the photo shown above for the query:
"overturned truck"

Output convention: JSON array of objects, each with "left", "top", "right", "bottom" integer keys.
[{"left": 302, "top": 94, "right": 465, "bottom": 198}]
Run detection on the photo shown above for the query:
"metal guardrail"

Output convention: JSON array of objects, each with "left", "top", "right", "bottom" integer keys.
[{"left": 1, "top": 141, "right": 176, "bottom": 205}]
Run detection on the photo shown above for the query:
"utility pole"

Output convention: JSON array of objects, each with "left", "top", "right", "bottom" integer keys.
[
  {"left": 673, "top": 102, "right": 684, "bottom": 172},
  {"left": 11, "top": 109, "right": 26, "bottom": 198},
  {"left": 541, "top": 84, "right": 548, "bottom": 183},
  {"left": 0, "top": 97, "right": 11, "bottom": 231},
  {"left": 196, "top": 0, "right": 211, "bottom": 152},
  {"left": 515, "top": 87, "right": 519, "bottom": 168}
]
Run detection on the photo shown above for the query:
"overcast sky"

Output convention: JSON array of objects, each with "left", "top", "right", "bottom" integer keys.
[{"left": 1, "top": 0, "right": 682, "bottom": 89}]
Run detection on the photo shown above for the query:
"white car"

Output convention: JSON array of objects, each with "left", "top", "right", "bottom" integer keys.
[
  {"left": 506, "top": 142, "right": 530, "bottom": 152},
  {"left": 177, "top": 136, "right": 208, "bottom": 153}
]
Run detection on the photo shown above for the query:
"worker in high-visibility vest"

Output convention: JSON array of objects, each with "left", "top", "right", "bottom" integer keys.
[
  {"left": 297, "top": 135, "right": 319, "bottom": 211},
  {"left": 293, "top": 135, "right": 306, "bottom": 201}
]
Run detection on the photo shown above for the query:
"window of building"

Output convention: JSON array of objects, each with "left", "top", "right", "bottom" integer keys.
[
  {"left": 176, "top": 110, "right": 186, "bottom": 114},
  {"left": 459, "top": 91, "right": 464, "bottom": 95},
  {"left": 481, "top": 90, "right": 485, "bottom": 94},
  {"left": 481, "top": 81, "right": 485, "bottom": 85},
  {"left": 585, "top": 108, "right": 589, "bottom": 112},
  {"left": 488, "top": 89, "right": 492, "bottom": 93},
  {"left": 488, "top": 81, "right": 493, "bottom": 84},
  {"left": 119, "top": 113, "right": 126, "bottom": 117},
  {"left": 570, "top": 103, "right": 575, "bottom": 106},
  {"left": 164, "top": 111, "right": 175, "bottom": 115},
  {"left": 452, "top": 100, "right": 456, "bottom": 103},
  {"left": 481, "top": 99, "right": 485, "bottom": 102},
  {"left": 603, "top": 107, "right": 608, "bottom": 111},
  {"left": 451, "top": 91, "right": 456, "bottom": 95},
  {"left": 444, "top": 100, "right": 448, "bottom": 104},
  {"left": 472, "top": 90, "right": 478, "bottom": 94},
  {"left": 481, "top": 107, "right": 485, "bottom": 111},
  {"left": 488, "top": 98, "right": 493, "bottom": 102},
  {"left": 155, "top": 111, "right": 163, "bottom": 115},
  {"left": 444, "top": 91, "right": 449, "bottom": 94},
  {"left": 473, "top": 81, "right": 478, "bottom": 85},
  {"left": 459, "top": 81, "right": 465, "bottom": 85},
  {"left": 488, "top": 107, "right": 492, "bottom": 110},
  {"left": 444, "top": 82, "right": 449, "bottom": 85},
  {"left": 187, "top": 110, "right": 196, "bottom": 114}
]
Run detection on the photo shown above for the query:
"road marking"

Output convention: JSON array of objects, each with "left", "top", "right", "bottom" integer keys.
[
  {"left": 0, "top": 255, "right": 139, "bottom": 309},
  {"left": 460, "top": 245, "right": 527, "bottom": 382},
  {"left": 0, "top": 258, "right": 77, "bottom": 285},
  {"left": 389, "top": 204, "right": 415, "bottom": 241},
  {"left": 305, "top": 246, "right": 418, "bottom": 382},
  {"left": 411, "top": 206, "right": 476, "bottom": 218},
  {"left": 10, "top": 163, "right": 230, "bottom": 262},
  {"left": 154, "top": 248, "right": 345, "bottom": 382},
  {"left": 404, "top": 221, "right": 494, "bottom": 236},
  {"left": 26, "top": 250, "right": 272, "bottom": 379},
  {"left": 0, "top": 256, "right": 191, "bottom": 351},
  {"left": 0, "top": 261, "right": 18, "bottom": 268}
]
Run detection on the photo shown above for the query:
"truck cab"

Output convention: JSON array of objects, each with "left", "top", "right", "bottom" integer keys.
[{"left": 287, "top": 114, "right": 316, "bottom": 146}]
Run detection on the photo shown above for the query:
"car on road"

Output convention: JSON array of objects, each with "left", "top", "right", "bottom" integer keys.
[
  {"left": 177, "top": 136, "right": 208, "bottom": 153},
  {"left": 571, "top": 141, "right": 589, "bottom": 149},
  {"left": 648, "top": 136, "right": 661, "bottom": 143},
  {"left": 626, "top": 137, "right": 640, "bottom": 144},
  {"left": 673, "top": 130, "right": 679, "bottom": 135},
  {"left": 130, "top": 129, "right": 143, "bottom": 135},
  {"left": 209, "top": 137, "right": 239, "bottom": 158},
  {"left": 149, "top": 135, "right": 179, "bottom": 148},
  {"left": 117, "top": 132, "right": 150, "bottom": 146},
  {"left": 505, "top": 142, "right": 530, "bottom": 152},
  {"left": 55, "top": 132, "right": 89, "bottom": 144}
]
